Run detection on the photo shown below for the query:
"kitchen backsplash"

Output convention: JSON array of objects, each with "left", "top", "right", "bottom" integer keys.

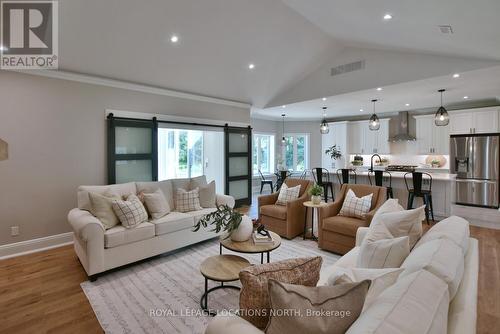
[{"left": 349, "top": 154, "right": 450, "bottom": 169}]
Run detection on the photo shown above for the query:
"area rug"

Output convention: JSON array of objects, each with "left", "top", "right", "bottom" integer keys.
[{"left": 81, "top": 238, "right": 340, "bottom": 334}]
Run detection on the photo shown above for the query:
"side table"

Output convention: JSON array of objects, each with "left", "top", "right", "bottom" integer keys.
[{"left": 303, "top": 201, "right": 328, "bottom": 241}]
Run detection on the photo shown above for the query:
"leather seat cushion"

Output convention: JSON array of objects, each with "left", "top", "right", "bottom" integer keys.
[
  {"left": 104, "top": 222, "right": 155, "bottom": 248},
  {"left": 260, "top": 205, "right": 287, "bottom": 220},
  {"left": 323, "top": 216, "right": 367, "bottom": 236}
]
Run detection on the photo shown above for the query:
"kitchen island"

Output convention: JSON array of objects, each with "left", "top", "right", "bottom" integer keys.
[{"left": 329, "top": 168, "right": 455, "bottom": 219}]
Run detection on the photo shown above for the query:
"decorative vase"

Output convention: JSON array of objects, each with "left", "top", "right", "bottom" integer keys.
[
  {"left": 311, "top": 195, "right": 322, "bottom": 205},
  {"left": 230, "top": 215, "right": 253, "bottom": 242}
]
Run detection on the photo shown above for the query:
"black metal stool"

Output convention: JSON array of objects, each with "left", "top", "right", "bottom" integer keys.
[
  {"left": 313, "top": 167, "right": 335, "bottom": 202},
  {"left": 258, "top": 169, "right": 273, "bottom": 194},
  {"left": 336, "top": 168, "right": 357, "bottom": 185},
  {"left": 368, "top": 170, "right": 394, "bottom": 199},
  {"left": 404, "top": 172, "right": 434, "bottom": 224}
]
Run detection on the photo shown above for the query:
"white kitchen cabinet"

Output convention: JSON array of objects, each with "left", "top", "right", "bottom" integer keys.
[
  {"left": 450, "top": 107, "right": 500, "bottom": 134},
  {"left": 347, "top": 119, "right": 390, "bottom": 155},
  {"left": 322, "top": 122, "right": 348, "bottom": 170},
  {"left": 415, "top": 115, "right": 450, "bottom": 155}
]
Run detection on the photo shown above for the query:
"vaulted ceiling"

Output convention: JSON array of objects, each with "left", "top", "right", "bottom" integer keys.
[{"left": 47, "top": 0, "right": 500, "bottom": 115}]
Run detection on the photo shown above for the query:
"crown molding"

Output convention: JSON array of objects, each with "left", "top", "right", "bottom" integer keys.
[{"left": 9, "top": 69, "right": 251, "bottom": 109}]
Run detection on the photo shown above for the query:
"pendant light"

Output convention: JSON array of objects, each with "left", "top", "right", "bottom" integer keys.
[
  {"left": 434, "top": 89, "right": 450, "bottom": 126},
  {"left": 281, "top": 114, "right": 286, "bottom": 144},
  {"left": 320, "top": 107, "right": 329, "bottom": 134},
  {"left": 369, "top": 99, "right": 380, "bottom": 131}
]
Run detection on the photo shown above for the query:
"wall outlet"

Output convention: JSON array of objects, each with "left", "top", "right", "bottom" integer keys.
[{"left": 11, "top": 226, "right": 19, "bottom": 236}]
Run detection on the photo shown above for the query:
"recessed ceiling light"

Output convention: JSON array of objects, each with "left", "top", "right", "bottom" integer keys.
[
  {"left": 453, "top": 73, "right": 460, "bottom": 78},
  {"left": 383, "top": 14, "right": 393, "bottom": 20},
  {"left": 463, "top": 96, "right": 469, "bottom": 99},
  {"left": 322, "top": 97, "right": 327, "bottom": 101},
  {"left": 0, "top": 45, "right": 7, "bottom": 51},
  {"left": 376, "top": 87, "right": 383, "bottom": 91},
  {"left": 282, "top": 105, "right": 286, "bottom": 108},
  {"left": 248, "top": 63, "right": 255, "bottom": 70},
  {"left": 360, "top": 109, "right": 364, "bottom": 112},
  {"left": 405, "top": 103, "right": 410, "bottom": 107},
  {"left": 170, "top": 35, "right": 179, "bottom": 43}
]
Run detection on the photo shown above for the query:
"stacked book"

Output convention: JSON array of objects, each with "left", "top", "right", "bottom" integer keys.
[{"left": 252, "top": 231, "right": 274, "bottom": 245}]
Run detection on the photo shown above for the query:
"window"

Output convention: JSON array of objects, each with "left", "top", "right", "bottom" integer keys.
[
  {"left": 252, "top": 134, "right": 275, "bottom": 175},
  {"left": 282, "top": 134, "right": 309, "bottom": 171},
  {"left": 158, "top": 129, "right": 203, "bottom": 179}
]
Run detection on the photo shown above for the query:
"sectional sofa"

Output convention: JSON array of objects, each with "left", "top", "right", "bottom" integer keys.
[
  {"left": 68, "top": 176, "right": 234, "bottom": 280},
  {"left": 206, "top": 216, "right": 478, "bottom": 334}
]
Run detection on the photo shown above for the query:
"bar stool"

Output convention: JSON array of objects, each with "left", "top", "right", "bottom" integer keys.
[
  {"left": 404, "top": 172, "right": 434, "bottom": 224},
  {"left": 368, "top": 170, "right": 394, "bottom": 199},
  {"left": 299, "top": 169, "right": 309, "bottom": 179},
  {"left": 313, "top": 167, "right": 335, "bottom": 202},
  {"left": 336, "top": 168, "right": 357, "bottom": 185},
  {"left": 258, "top": 170, "right": 273, "bottom": 194}
]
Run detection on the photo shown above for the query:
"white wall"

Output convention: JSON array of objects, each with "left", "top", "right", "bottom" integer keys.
[{"left": 0, "top": 71, "right": 250, "bottom": 246}]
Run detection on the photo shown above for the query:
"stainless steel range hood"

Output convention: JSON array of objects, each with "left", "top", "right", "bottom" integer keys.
[{"left": 390, "top": 111, "right": 416, "bottom": 142}]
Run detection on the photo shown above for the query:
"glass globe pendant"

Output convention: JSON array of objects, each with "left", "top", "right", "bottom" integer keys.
[
  {"left": 320, "top": 107, "right": 329, "bottom": 134},
  {"left": 369, "top": 99, "right": 380, "bottom": 131},
  {"left": 435, "top": 89, "right": 450, "bottom": 126}
]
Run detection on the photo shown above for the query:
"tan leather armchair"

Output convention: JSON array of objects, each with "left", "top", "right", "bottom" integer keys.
[
  {"left": 318, "top": 184, "right": 386, "bottom": 255},
  {"left": 258, "top": 178, "right": 312, "bottom": 239}
]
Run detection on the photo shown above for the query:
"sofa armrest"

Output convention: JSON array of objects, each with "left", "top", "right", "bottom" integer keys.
[
  {"left": 205, "top": 315, "right": 264, "bottom": 334},
  {"left": 216, "top": 194, "right": 235, "bottom": 209},
  {"left": 356, "top": 227, "right": 370, "bottom": 247},
  {"left": 68, "top": 208, "right": 105, "bottom": 241},
  {"left": 318, "top": 200, "right": 342, "bottom": 225}
]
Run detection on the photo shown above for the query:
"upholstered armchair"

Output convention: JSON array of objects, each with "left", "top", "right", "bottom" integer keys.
[
  {"left": 258, "top": 178, "right": 312, "bottom": 239},
  {"left": 318, "top": 184, "right": 387, "bottom": 255}
]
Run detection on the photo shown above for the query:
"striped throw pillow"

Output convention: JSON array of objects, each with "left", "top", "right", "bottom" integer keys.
[
  {"left": 176, "top": 188, "right": 203, "bottom": 212},
  {"left": 111, "top": 194, "right": 148, "bottom": 228},
  {"left": 276, "top": 183, "right": 301, "bottom": 206},
  {"left": 339, "top": 189, "right": 373, "bottom": 218}
]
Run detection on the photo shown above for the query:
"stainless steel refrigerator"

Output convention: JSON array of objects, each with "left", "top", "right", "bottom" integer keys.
[{"left": 450, "top": 134, "right": 499, "bottom": 208}]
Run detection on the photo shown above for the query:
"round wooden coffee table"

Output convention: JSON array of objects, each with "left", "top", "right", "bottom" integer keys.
[
  {"left": 219, "top": 231, "right": 282, "bottom": 264},
  {"left": 200, "top": 254, "right": 250, "bottom": 316}
]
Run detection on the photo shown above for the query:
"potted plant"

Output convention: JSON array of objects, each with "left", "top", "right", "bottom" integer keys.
[
  {"left": 309, "top": 183, "right": 324, "bottom": 205},
  {"left": 192, "top": 204, "right": 253, "bottom": 241},
  {"left": 325, "top": 145, "right": 342, "bottom": 168}
]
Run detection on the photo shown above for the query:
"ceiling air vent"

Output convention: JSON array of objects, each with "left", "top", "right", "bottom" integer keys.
[
  {"left": 438, "top": 25, "right": 453, "bottom": 34},
  {"left": 331, "top": 60, "right": 365, "bottom": 76}
]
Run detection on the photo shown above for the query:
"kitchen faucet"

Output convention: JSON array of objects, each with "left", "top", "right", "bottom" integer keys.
[{"left": 370, "top": 154, "right": 382, "bottom": 172}]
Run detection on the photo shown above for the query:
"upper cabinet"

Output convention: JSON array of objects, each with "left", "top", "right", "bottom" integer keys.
[
  {"left": 321, "top": 122, "right": 348, "bottom": 170},
  {"left": 414, "top": 115, "right": 450, "bottom": 155},
  {"left": 449, "top": 107, "right": 499, "bottom": 135},
  {"left": 348, "top": 119, "right": 390, "bottom": 154}
]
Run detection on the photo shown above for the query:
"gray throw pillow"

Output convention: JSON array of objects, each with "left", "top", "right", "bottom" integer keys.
[{"left": 266, "top": 279, "right": 370, "bottom": 334}]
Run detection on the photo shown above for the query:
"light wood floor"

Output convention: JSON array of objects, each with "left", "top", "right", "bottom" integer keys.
[{"left": 1, "top": 200, "right": 499, "bottom": 333}]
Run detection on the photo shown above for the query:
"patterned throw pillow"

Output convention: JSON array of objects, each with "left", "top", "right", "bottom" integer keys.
[
  {"left": 239, "top": 256, "right": 322, "bottom": 329},
  {"left": 339, "top": 189, "right": 373, "bottom": 218},
  {"left": 276, "top": 183, "right": 301, "bottom": 206},
  {"left": 111, "top": 194, "right": 148, "bottom": 228},
  {"left": 175, "top": 188, "right": 203, "bottom": 212}
]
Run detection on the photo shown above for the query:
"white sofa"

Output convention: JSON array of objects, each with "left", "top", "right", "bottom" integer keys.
[
  {"left": 206, "top": 216, "right": 478, "bottom": 334},
  {"left": 68, "top": 176, "right": 234, "bottom": 280}
]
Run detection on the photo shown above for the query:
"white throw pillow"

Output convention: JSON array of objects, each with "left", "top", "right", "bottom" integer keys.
[
  {"left": 339, "top": 189, "right": 373, "bottom": 218},
  {"left": 175, "top": 188, "right": 203, "bottom": 212},
  {"left": 327, "top": 267, "right": 404, "bottom": 311},
  {"left": 111, "top": 194, "right": 148, "bottom": 228},
  {"left": 143, "top": 189, "right": 170, "bottom": 219},
  {"left": 414, "top": 215, "right": 470, "bottom": 254},
  {"left": 198, "top": 181, "right": 217, "bottom": 208},
  {"left": 357, "top": 236, "right": 410, "bottom": 269},
  {"left": 365, "top": 201, "right": 425, "bottom": 249},
  {"left": 89, "top": 191, "right": 121, "bottom": 229},
  {"left": 400, "top": 238, "right": 464, "bottom": 300},
  {"left": 276, "top": 183, "right": 301, "bottom": 206},
  {"left": 346, "top": 270, "right": 450, "bottom": 334}
]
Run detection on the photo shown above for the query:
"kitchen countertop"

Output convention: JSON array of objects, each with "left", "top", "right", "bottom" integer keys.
[{"left": 351, "top": 170, "right": 456, "bottom": 181}]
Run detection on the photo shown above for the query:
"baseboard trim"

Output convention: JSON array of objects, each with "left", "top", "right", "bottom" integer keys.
[{"left": 0, "top": 232, "right": 74, "bottom": 260}]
